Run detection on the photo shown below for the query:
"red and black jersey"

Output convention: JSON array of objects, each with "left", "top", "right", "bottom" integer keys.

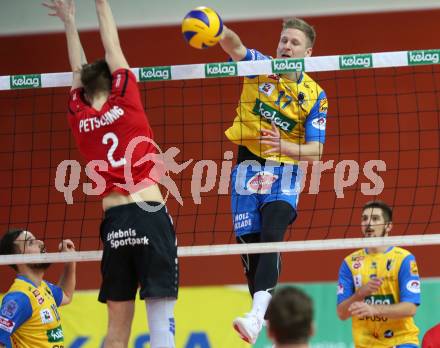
[{"left": 67, "top": 68, "right": 157, "bottom": 197}]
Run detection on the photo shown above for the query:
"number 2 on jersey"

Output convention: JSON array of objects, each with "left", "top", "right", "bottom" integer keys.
[{"left": 102, "top": 132, "right": 127, "bottom": 168}]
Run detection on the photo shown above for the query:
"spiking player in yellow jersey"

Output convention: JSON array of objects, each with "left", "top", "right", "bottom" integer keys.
[
  {"left": 218, "top": 18, "right": 328, "bottom": 344},
  {"left": 337, "top": 201, "right": 421, "bottom": 348},
  {"left": 0, "top": 229, "right": 76, "bottom": 348}
]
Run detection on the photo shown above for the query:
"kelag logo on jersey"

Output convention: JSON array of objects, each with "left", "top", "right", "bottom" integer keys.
[
  {"left": 339, "top": 54, "right": 373, "bottom": 69},
  {"left": 252, "top": 99, "right": 297, "bottom": 132},
  {"left": 364, "top": 294, "right": 395, "bottom": 305},
  {"left": 10, "top": 74, "right": 42, "bottom": 89},
  {"left": 205, "top": 62, "right": 237, "bottom": 78},
  {"left": 272, "top": 58, "right": 304, "bottom": 73},
  {"left": 139, "top": 66, "right": 171, "bottom": 81},
  {"left": 47, "top": 325, "right": 64, "bottom": 342},
  {"left": 408, "top": 50, "right": 440, "bottom": 65}
]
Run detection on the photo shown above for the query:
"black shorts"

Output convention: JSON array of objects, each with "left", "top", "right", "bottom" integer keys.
[{"left": 98, "top": 202, "right": 178, "bottom": 303}]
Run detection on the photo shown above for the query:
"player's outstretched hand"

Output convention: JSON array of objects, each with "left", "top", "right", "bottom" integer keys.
[
  {"left": 58, "top": 239, "right": 76, "bottom": 252},
  {"left": 42, "top": 0, "right": 75, "bottom": 23}
]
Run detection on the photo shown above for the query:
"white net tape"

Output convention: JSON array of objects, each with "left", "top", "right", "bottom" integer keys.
[
  {"left": 0, "top": 49, "right": 439, "bottom": 90},
  {"left": 1, "top": 234, "right": 440, "bottom": 265}
]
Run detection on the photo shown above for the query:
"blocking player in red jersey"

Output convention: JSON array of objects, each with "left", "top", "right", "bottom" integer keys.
[{"left": 43, "top": 1, "right": 178, "bottom": 347}]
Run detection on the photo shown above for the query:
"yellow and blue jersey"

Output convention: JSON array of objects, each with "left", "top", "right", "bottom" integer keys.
[
  {"left": 225, "top": 48, "right": 328, "bottom": 165},
  {"left": 0, "top": 276, "right": 64, "bottom": 348},
  {"left": 337, "top": 247, "right": 420, "bottom": 348}
]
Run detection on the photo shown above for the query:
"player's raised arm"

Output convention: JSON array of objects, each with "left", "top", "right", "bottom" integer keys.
[
  {"left": 57, "top": 239, "right": 76, "bottom": 306},
  {"left": 94, "top": 0, "right": 129, "bottom": 72},
  {"left": 219, "top": 25, "right": 248, "bottom": 61},
  {"left": 43, "top": 0, "right": 86, "bottom": 90}
]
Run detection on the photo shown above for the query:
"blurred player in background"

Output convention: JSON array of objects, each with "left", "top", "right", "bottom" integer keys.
[
  {"left": 266, "top": 286, "right": 314, "bottom": 348},
  {"left": 0, "top": 229, "right": 75, "bottom": 348},
  {"left": 422, "top": 323, "right": 440, "bottom": 348},
  {"left": 337, "top": 201, "right": 421, "bottom": 348},
  {"left": 218, "top": 17, "right": 328, "bottom": 344},
  {"left": 43, "top": 0, "right": 178, "bottom": 347}
]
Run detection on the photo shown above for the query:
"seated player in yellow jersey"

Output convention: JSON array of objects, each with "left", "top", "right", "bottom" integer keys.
[
  {"left": 337, "top": 201, "right": 421, "bottom": 348},
  {"left": 219, "top": 18, "right": 328, "bottom": 344},
  {"left": 0, "top": 229, "right": 76, "bottom": 348}
]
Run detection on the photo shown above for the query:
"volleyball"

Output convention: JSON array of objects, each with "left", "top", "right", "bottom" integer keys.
[{"left": 182, "top": 7, "right": 223, "bottom": 49}]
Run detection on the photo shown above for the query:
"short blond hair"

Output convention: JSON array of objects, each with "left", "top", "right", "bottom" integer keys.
[{"left": 282, "top": 18, "right": 316, "bottom": 48}]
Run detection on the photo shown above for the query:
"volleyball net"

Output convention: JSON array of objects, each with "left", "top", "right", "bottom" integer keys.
[{"left": 1, "top": 49, "right": 440, "bottom": 264}]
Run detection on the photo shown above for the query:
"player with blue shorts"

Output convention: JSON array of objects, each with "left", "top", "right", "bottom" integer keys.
[{"left": 219, "top": 17, "right": 328, "bottom": 344}]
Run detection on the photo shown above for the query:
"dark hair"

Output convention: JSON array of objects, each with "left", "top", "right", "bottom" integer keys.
[
  {"left": 363, "top": 200, "right": 393, "bottom": 223},
  {"left": 80, "top": 59, "right": 112, "bottom": 98},
  {"left": 0, "top": 229, "right": 25, "bottom": 271},
  {"left": 266, "top": 286, "right": 313, "bottom": 344},
  {"left": 282, "top": 18, "right": 316, "bottom": 47}
]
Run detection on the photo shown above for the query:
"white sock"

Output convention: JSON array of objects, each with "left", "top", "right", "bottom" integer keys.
[
  {"left": 249, "top": 290, "right": 272, "bottom": 321},
  {"left": 146, "top": 298, "right": 176, "bottom": 348}
]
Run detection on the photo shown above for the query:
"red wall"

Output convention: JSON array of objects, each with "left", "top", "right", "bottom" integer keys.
[{"left": 1, "top": 9, "right": 440, "bottom": 291}]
